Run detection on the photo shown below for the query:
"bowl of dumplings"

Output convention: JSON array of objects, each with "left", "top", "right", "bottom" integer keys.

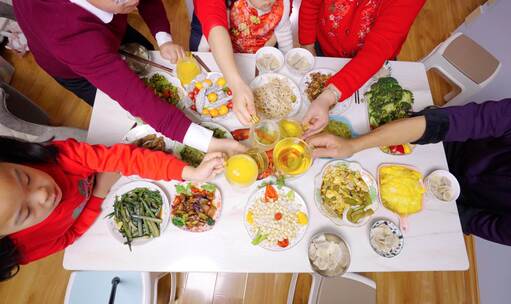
[
  {"left": 308, "top": 232, "right": 351, "bottom": 277},
  {"left": 285, "top": 48, "right": 314, "bottom": 75}
]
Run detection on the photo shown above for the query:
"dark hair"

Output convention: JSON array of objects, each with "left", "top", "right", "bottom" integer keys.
[{"left": 0, "top": 136, "right": 59, "bottom": 281}]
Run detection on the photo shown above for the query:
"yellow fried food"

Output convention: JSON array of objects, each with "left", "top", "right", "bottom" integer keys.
[{"left": 379, "top": 166, "right": 425, "bottom": 215}]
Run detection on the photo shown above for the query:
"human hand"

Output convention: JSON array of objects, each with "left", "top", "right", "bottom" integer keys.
[
  {"left": 93, "top": 172, "right": 121, "bottom": 198},
  {"left": 301, "top": 44, "right": 316, "bottom": 56},
  {"left": 207, "top": 137, "right": 248, "bottom": 156},
  {"left": 302, "top": 87, "right": 339, "bottom": 137},
  {"left": 231, "top": 80, "right": 257, "bottom": 125},
  {"left": 306, "top": 133, "right": 357, "bottom": 159},
  {"left": 159, "top": 42, "right": 186, "bottom": 64},
  {"left": 182, "top": 152, "right": 226, "bottom": 181}
]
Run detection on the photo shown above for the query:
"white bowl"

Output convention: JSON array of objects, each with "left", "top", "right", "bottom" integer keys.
[
  {"left": 255, "top": 47, "right": 284, "bottom": 73},
  {"left": 285, "top": 48, "right": 315, "bottom": 74},
  {"left": 424, "top": 170, "right": 460, "bottom": 202}
]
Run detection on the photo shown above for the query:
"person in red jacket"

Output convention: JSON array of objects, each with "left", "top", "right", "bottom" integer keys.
[
  {"left": 0, "top": 136, "right": 225, "bottom": 281},
  {"left": 299, "top": 0, "right": 426, "bottom": 137}
]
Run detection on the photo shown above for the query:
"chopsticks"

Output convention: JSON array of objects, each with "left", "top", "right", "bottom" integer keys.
[
  {"left": 119, "top": 50, "right": 174, "bottom": 74},
  {"left": 355, "top": 90, "right": 360, "bottom": 104},
  {"left": 192, "top": 54, "right": 212, "bottom": 73}
]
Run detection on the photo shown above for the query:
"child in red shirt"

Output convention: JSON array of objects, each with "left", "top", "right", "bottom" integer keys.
[{"left": 0, "top": 136, "right": 225, "bottom": 281}]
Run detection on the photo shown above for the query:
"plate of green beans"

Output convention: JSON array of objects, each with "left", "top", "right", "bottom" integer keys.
[{"left": 105, "top": 181, "right": 170, "bottom": 250}]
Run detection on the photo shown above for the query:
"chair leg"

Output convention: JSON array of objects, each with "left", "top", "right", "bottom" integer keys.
[
  {"left": 286, "top": 273, "right": 299, "bottom": 304},
  {"left": 168, "top": 273, "right": 177, "bottom": 304},
  {"left": 308, "top": 274, "right": 322, "bottom": 304}
]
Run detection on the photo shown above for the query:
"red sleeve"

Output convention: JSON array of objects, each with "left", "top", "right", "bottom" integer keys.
[
  {"left": 194, "top": 0, "right": 229, "bottom": 39},
  {"left": 51, "top": 19, "right": 191, "bottom": 142},
  {"left": 328, "top": 0, "right": 426, "bottom": 101},
  {"left": 138, "top": 0, "right": 171, "bottom": 36},
  {"left": 298, "top": 0, "right": 322, "bottom": 45},
  {"left": 54, "top": 139, "right": 187, "bottom": 181},
  {"left": 16, "top": 196, "right": 104, "bottom": 264}
]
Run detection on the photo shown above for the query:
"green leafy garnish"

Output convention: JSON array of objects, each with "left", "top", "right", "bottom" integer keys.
[
  {"left": 276, "top": 176, "right": 286, "bottom": 189},
  {"left": 206, "top": 218, "right": 216, "bottom": 226},
  {"left": 251, "top": 231, "right": 267, "bottom": 245},
  {"left": 172, "top": 216, "right": 185, "bottom": 227},
  {"left": 286, "top": 190, "right": 295, "bottom": 201},
  {"left": 175, "top": 183, "right": 191, "bottom": 195},
  {"left": 201, "top": 183, "right": 217, "bottom": 193}
]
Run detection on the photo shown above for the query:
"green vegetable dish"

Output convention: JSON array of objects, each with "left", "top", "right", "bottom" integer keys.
[
  {"left": 325, "top": 120, "right": 352, "bottom": 139},
  {"left": 107, "top": 187, "right": 164, "bottom": 250},
  {"left": 143, "top": 73, "right": 181, "bottom": 106},
  {"left": 179, "top": 126, "right": 229, "bottom": 167},
  {"left": 365, "top": 77, "right": 414, "bottom": 128}
]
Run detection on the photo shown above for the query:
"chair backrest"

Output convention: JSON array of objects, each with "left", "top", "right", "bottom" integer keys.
[
  {"left": 64, "top": 271, "right": 146, "bottom": 304},
  {"left": 316, "top": 273, "right": 376, "bottom": 304}
]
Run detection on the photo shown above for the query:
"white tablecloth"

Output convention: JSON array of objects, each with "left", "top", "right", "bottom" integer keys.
[{"left": 65, "top": 52, "right": 469, "bottom": 272}]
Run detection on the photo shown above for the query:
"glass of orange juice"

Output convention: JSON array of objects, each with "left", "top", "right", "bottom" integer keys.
[
  {"left": 225, "top": 154, "right": 259, "bottom": 187},
  {"left": 273, "top": 137, "right": 313, "bottom": 177},
  {"left": 279, "top": 118, "right": 304, "bottom": 138},
  {"left": 176, "top": 52, "right": 202, "bottom": 86}
]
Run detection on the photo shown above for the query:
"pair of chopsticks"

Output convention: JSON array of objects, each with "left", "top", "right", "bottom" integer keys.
[
  {"left": 120, "top": 50, "right": 214, "bottom": 75},
  {"left": 355, "top": 90, "right": 361, "bottom": 104},
  {"left": 119, "top": 49, "right": 174, "bottom": 74}
]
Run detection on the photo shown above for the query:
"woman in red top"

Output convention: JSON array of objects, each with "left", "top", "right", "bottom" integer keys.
[
  {"left": 299, "top": 0, "right": 426, "bottom": 137},
  {"left": 0, "top": 137, "right": 225, "bottom": 281}
]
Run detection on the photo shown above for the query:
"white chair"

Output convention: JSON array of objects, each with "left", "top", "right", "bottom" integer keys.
[
  {"left": 421, "top": 32, "right": 501, "bottom": 106},
  {"left": 287, "top": 273, "right": 376, "bottom": 304},
  {"left": 64, "top": 271, "right": 177, "bottom": 304}
]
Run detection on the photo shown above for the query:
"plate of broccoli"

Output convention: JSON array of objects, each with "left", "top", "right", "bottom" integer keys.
[{"left": 365, "top": 77, "right": 414, "bottom": 128}]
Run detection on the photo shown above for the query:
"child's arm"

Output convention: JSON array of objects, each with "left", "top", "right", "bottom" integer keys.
[
  {"left": 53, "top": 139, "right": 188, "bottom": 181},
  {"left": 274, "top": 0, "right": 293, "bottom": 53}
]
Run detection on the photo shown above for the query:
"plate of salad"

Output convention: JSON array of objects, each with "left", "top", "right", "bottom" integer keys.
[
  {"left": 170, "top": 182, "right": 222, "bottom": 232},
  {"left": 365, "top": 76, "right": 415, "bottom": 155},
  {"left": 143, "top": 71, "right": 185, "bottom": 108},
  {"left": 105, "top": 181, "right": 170, "bottom": 250},
  {"left": 244, "top": 184, "right": 309, "bottom": 251}
]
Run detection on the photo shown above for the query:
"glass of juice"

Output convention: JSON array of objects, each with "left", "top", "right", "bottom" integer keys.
[
  {"left": 225, "top": 154, "right": 259, "bottom": 187},
  {"left": 273, "top": 137, "right": 313, "bottom": 177},
  {"left": 250, "top": 120, "right": 281, "bottom": 151},
  {"left": 176, "top": 52, "right": 202, "bottom": 86},
  {"left": 279, "top": 118, "right": 304, "bottom": 138},
  {"left": 246, "top": 148, "right": 269, "bottom": 176}
]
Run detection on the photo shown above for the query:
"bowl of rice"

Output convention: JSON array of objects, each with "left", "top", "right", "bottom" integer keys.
[{"left": 250, "top": 73, "right": 302, "bottom": 120}]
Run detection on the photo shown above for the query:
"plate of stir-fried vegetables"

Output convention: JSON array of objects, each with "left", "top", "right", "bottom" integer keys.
[
  {"left": 142, "top": 72, "right": 184, "bottom": 107},
  {"left": 170, "top": 182, "right": 222, "bottom": 232},
  {"left": 105, "top": 181, "right": 170, "bottom": 249}
]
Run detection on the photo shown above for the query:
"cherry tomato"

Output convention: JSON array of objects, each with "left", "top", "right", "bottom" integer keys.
[
  {"left": 227, "top": 101, "right": 233, "bottom": 109},
  {"left": 191, "top": 105, "right": 197, "bottom": 111},
  {"left": 188, "top": 92, "right": 195, "bottom": 99},
  {"left": 264, "top": 184, "right": 278, "bottom": 202},
  {"left": 163, "top": 89, "right": 171, "bottom": 98},
  {"left": 226, "top": 88, "right": 232, "bottom": 96},
  {"left": 274, "top": 212, "right": 282, "bottom": 221},
  {"left": 277, "top": 239, "right": 289, "bottom": 248},
  {"left": 390, "top": 145, "right": 405, "bottom": 154},
  {"left": 192, "top": 87, "right": 200, "bottom": 95}
]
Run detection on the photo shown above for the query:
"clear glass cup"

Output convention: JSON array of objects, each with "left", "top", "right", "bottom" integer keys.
[
  {"left": 279, "top": 118, "right": 304, "bottom": 138},
  {"left": 176, "top": 52, "right": 201, "bottom": 86},
  {"left": 250, "top": 120, "right": 281, "bottom": 151},
  {"left": 273, "top": 137, "right": 313, "bottom": 177}
]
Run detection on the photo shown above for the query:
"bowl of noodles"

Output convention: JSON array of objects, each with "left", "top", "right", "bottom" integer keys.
[{"left": 250, "top": 73, "right": 302, "bottom": 120}]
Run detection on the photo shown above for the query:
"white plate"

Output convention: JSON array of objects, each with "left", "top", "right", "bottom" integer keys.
[
  {"left": 199, "top": 121, "right": 233, "bottom": 139},
  {"left": 104, "top": 181, "right": 171, "bottom": 246},
  {"left": 300, "top": 68, "right": 336, "bottom": 104},
  {"left": 250, "top": 72, "right": 302, "bottom": 119},
  {"left": 244, "top": 185, "right": 309, "bottom": 251},
  {"left": 255, "top": 46, "right": 284, "bottom": 73},
  {"left": 285, "top": 48, "right": 315, "bottom": 75},
  {"left": 122, "top": 124, "right": 175, "bottom": 152},
  {"left": 168, "top": 182, "right": 222, "bottom": 232},
  {"left": 183, "top": 72, "right": 234, "bottom": 122},
  {"left": 314, "top": 160, "right": 379, "bottom": 227},
  {"left": 144, "top": 71, "right": 186, "bottom": 110}
]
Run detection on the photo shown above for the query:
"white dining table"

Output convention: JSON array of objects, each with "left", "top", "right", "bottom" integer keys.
[{"left": 65, "top": 52, "right": 469, "bottom": 273}]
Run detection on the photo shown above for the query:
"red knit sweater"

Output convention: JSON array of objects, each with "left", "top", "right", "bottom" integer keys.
[
  {"left": 10, "top": 139, "right": 186, "bottom": 264},
  {"left": 299, "top": 0, "right": 425, "bottom": 101}
]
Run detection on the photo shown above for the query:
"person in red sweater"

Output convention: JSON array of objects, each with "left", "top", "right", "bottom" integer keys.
[
  {"left": 299, "top": 0, "right": 426, "bottom": 137},
  {"left": 193, "top": 0, "right": 295, "bottom": 125},
  {"left": 0, "top": 136, "right": 225, "bottom": 281},
  {"left": 13, "top": 0, "right": 245, "bottom": 156}
]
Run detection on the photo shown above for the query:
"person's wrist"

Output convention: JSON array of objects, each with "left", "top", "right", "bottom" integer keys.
[{"left": 181, "top": 166, "right": 194, "bottom": 180}]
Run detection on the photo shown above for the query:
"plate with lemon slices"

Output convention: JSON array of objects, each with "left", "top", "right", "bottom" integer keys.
[
  {"left": 183, "top": 72, "right": 234, "bottom": 121},
  {"left": 244, "top": 184, "right": 309, "bottom": 251}
]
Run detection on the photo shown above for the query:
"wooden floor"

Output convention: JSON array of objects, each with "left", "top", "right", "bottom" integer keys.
[{"left": 0, "top": 0, "right": 486, "bottom": 303}]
